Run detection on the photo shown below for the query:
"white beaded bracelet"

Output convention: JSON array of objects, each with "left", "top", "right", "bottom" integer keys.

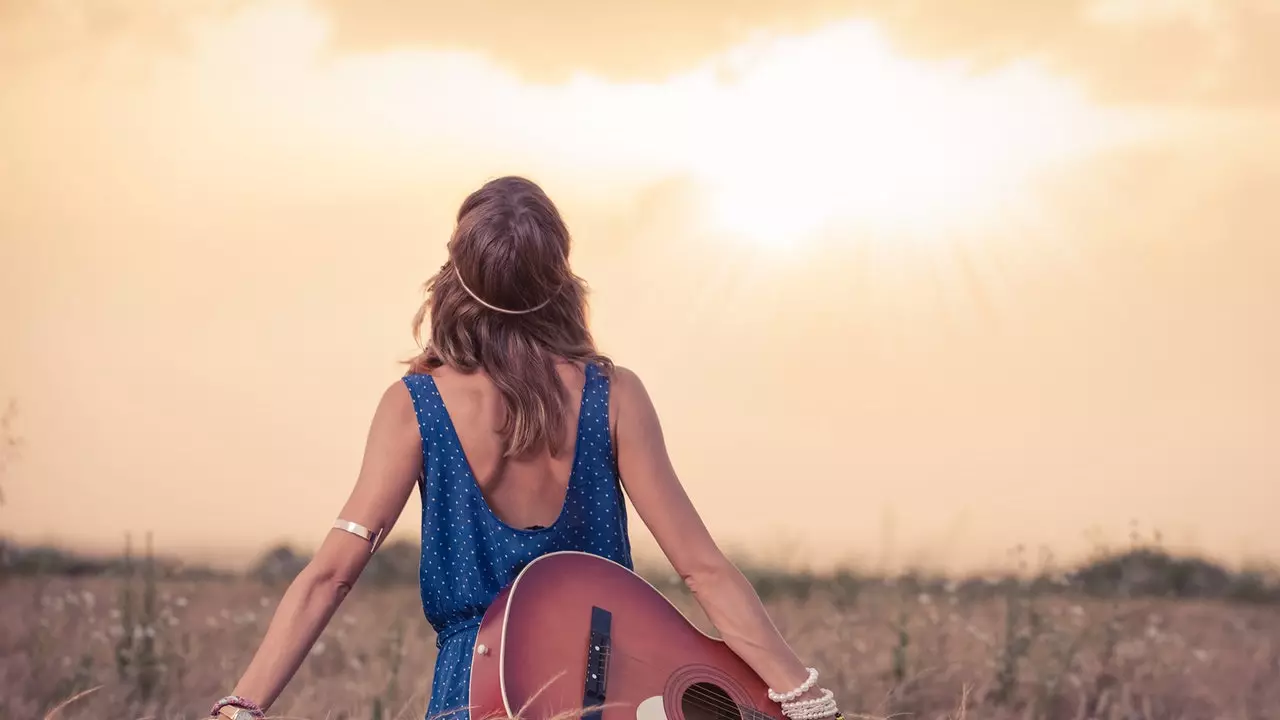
[
  {"left": 781, "top": 689, "right": 838, "bottom": 720},
  {"left": 784, "top": 705, "right": 837, "bottom": 717},
  {"left": 785, "top": 704, "right": 840, "bottom": 720},
  {"left": 782, "top": 688, "right": 834, "bottom": 710},
  {"left": 768, "top": 667, "right": 819, "bottom": 703}
]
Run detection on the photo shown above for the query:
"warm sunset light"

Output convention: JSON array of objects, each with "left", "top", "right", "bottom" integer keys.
[
  {"left": 688, "top": 24, "right": 1122, "bottom": 250},
  {"left": 4, "top": 1, "right": 1280, "bottom": 717},
  {"left": 158, "top": 7, "right": 1134, "bottom": 255},
  {"left": 3, "top": 0, "right": 1277, "bottom": 593}
]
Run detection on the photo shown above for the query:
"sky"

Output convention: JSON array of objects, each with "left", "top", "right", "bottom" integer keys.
[{"left": 1, "top": 0, "right": 1277, "bottom": 573}]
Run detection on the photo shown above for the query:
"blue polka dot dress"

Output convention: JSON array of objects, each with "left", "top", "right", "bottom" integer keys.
[{"left": 401, "top": 363, "right": 633, "bottom": 720}]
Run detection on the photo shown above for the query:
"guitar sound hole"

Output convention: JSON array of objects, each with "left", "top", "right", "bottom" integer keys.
[{"left": 680, "top": 682, "right": 743, "bottom": 720}]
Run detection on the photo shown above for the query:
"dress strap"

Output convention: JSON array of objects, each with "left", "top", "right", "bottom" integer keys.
[
  {"left": 401, "top": 373, "right": 443, "bottom": 438},
  {"left": 574, "top": 363, "right": 614, "bottom": 471},
  {"left": 580, "top": 363, "right": 605, "bottom": 421}
]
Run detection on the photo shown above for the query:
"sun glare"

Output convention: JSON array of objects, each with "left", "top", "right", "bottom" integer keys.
[
  {"left": 192, "top": 7, "right": 1128, "bottom": 257},
  {"left": 678, "top": 25, "right": 1114, "bottom": 252}
]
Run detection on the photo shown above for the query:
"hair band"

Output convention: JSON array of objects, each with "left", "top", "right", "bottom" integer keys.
[{"left": 453, "top": 266, "right": 555, "bottom": 315}]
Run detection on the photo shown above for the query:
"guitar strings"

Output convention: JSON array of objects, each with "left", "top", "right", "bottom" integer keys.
[
  {"left": 594, "top": 646, "right": 775, "bottom": 720},
  {"left": 590, "top": 646, "right": 781, "bottom": 720},
  {"left": 684, "top": 691, "right": 776, "bottom": 720},
  {"left": 681, "top": 689, "right": 777, "bottom": 720}
]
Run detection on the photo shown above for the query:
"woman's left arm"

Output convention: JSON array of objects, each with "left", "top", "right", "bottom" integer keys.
[{"left": 222, "top": 380, "right": 422, "bottom": 712}]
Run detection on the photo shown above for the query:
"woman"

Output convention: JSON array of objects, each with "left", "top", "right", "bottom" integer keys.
[{"left": 209, "top": 177, "right": 842, "bottom": 720}]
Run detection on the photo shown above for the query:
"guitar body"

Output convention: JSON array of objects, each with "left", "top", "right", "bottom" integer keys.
[{"left": 469, "top": 551, "right": 780, "bottom": 720}]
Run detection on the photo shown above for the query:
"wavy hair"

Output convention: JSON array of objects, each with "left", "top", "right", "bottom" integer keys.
[{"left": 407, "top": 177, "right": 612, "bottom": 457}]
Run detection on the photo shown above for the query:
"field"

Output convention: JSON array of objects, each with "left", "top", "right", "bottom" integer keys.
[{"left": 3, "top": 557, "right": 1280, "bottom": 720}]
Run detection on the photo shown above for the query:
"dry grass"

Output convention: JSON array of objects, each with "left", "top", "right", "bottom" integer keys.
[{"left": 2, "top": 573, "right": 1279, "bottom": 720}]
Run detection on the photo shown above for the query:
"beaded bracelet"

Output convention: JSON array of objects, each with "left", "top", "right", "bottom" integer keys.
[
  {"left": 785, "top": 704, "right": 841, "bottom": 720},
  {"left": 768, "top": 667, "right": 819, "bottom": 703},
  {"left": 782, "top": 688, "right": 835, "bottom": 710},
  {"left": 781, "top": 688, "right": 839, "bottom": 720},
  {"left": 210, "top": 695, "right": 266, "bottom": 719}
]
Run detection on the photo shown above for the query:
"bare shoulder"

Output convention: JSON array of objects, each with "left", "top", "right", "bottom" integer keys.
[
  {"left": 611, "top": 363, "right": 640, "bottom": 386},
  {"left": 610, "top": 364, "right": 648, "bottom": 402},
  {"left": 607, "top": 364, "right": 665, "bottom": 440},
  {"left": 609, "top": 364, "right": 657, "bottom": 419},
  {"left": 373, "top": 378, "right": 418, "bottom": 430},
  {"left": 381, "top": 376, "right": 415, "bottom": 404}
]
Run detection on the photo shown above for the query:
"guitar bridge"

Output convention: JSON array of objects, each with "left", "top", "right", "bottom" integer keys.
[{"left": 582, "top": 606, "right": 612, "bottom": 720}]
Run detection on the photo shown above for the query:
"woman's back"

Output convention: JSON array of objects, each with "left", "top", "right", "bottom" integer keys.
[
  {"left": 427, "top": 362, "right": 594, "bottom": 531},
  {"left": 405, "top": 361, "right": 631, "bottom": 720}
]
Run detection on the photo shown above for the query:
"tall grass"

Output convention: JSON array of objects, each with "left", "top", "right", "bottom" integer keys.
[{"left": 1, "top": 537, "right": 1278, "bottom": 720}]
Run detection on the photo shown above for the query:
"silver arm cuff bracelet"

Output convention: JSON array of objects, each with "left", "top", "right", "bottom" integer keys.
[{"left": 333, "top": 518, "right": 383, "bottom": 554}]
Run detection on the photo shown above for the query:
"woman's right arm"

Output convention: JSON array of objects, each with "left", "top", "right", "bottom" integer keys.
[
  {"left": 611, "top": 367, "right": 824, "bottom": 703},
  {"left": 220, "top": 380, "right": 423, "bottom": 712}
]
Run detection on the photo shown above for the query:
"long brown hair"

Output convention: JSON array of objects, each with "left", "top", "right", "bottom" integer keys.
[{"left": 408, "top": 176, "right": 612, "bottom": 457}]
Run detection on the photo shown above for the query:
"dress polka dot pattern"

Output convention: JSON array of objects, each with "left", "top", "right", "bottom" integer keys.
[{"left": 401, "top": 363, "right": 633, "bottom": 720}]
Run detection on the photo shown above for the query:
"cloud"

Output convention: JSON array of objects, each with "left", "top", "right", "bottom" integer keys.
[
  {"left": 311, "top": 0, "right": 859, "bottom": 81},
  {"left": 312, "top": 0, "right": 1280, "bottom": 106},
  {"left": 0, "top": 0, "right": 229, "bottom": 66},
  {"left": 2, "top": 0, "right": 1279, "bottom": 565},
  {"left": 1, "top": 2, "right": 1140, "bottom": 244},
  {"left": 6, "top": 0, "right": 1276, "bottom": 107}
]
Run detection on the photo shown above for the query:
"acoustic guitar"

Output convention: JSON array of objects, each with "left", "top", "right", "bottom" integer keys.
[{"left": 469, "top": 551, "right": 783, "bottom": 720}]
